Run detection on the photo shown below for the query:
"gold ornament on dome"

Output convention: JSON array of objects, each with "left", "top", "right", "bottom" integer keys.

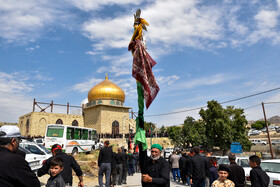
[{"left": 88, "top": 74, "right": 125, "bottom": 102}]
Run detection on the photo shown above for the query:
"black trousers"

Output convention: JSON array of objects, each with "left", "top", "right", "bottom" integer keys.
[
  {"left": 122, "top": 165, "right": 127, "bottom": 183},
  {"left": 116, "top": 164, "right": 123, "bottom": 185},
  {"left": 111, "top": 168, "right": 117, "bottom": 185},
  {"left": 180, "top": 169, "right": 187, "bottom": 184}
]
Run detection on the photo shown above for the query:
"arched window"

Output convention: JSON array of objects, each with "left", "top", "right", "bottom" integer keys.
[
  {"left": 116, "top": 101, "right": 120, "bottom": 105},
  {"left": 112, "top": 120, "right": 119, "bottom": 135},
  {"left": 72, "top": 120, "right": 78, "bottom": 126},
  {"left": 98, "top": 100, "right": 102, "bottom": 104},
  {"left": 93, "top": 100, "right": 96, "bottom": 105},
  {"left": 26, "top": 119, "right": 30, "bottom": 134},
  {"left": 55, "top": 119, "right": 63, "bottom": 124}
]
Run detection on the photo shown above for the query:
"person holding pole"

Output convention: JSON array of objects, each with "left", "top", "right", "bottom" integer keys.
[{"left": 142, "top": 143, "right": 170, "bottom": 187}]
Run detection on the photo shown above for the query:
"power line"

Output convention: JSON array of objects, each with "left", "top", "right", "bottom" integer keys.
[
  {"left": 145, "top": 86, "right": 280, "bottom": 117},
  {"left": 243, "top": 104, "right": 261, "bottom": 110},
  {"left": 263, "top": 101, "right": 280, "bottom": 104},
  {"left": 220, "top": 87, "right": 280, "bottom": 104}
]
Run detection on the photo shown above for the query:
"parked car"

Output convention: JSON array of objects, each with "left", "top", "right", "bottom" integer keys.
[
  {"left": 272, "top": 139, "right": 280, "bottom": 145},
  {"left": 164, "top": 147, "right": 174, "bottom": 159},
  {"left": 249, "top": 130, "right": 260, "bottom": 136},
  {"left": 20, "top": 142, "right": 52, "bottom": 164},
  {"left": 251, "top": 139, "right": 267, "bottom": 145},
  {"left": 18, "top": 146, "right": 46, "bottom": 172},
  {"left": 260, "top": 159, "right": 280, "bottom": 186},
  {"left": 95, "top": 140, "right": 104, "bottom": 150},
  {"left": 218, "top": 156, "right": 251, "bottom": 176},
  {"left": 276, "top": 128, "right": 280, "bottom": 133},
  {"left": 33, "top": 138, "right": 44, "bottom": 146}
]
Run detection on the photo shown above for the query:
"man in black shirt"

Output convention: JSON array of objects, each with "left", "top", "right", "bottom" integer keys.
[
  {"left": 228, "top": 152, "right": 245, "bottom": 187},
  {"left": 0, "top": 125, "right": 40, "bottom": 187},
  {"left": 122, "top": 148, "right": 128, "bottom": 184},
  {"left": 249, "top": 155, "right": 269, "bottom": 187},
  {"left": 179, "top": 152, "right": 190, "bottom": 185},
  {"left": 190, "top": 146, "right": 208, "bottom": 187},
  {"left": 38, "top": 144, "right": 84, "bottom": 187},
  {"left": 98, "top": 140, "right": 113, "bottom": 187},
  {"left": 111, "top": 151, "right": 118, "bottom": 186},
  {"left": 142, "top": 143, "right": 170, "bottom": 187},
  {"left": 116, "top": 148, "right": 124, "bottom": 185}
]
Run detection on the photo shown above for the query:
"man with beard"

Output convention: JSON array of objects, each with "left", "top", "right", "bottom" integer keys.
[
  {"left": 142, "top": 143, "right": 170, "bottom": 187},
  {"left": 0, "top": 125, "right": 40, "bottom": 187}
]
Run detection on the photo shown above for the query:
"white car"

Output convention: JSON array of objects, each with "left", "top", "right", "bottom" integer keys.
[
  {"left": 20, "top": 142, "right": 52, "bottom": 164},
  {"left": 271, "top": 139, "right": 280, "bottom": 145},
  {"left": 260, "top": 159, "right": 280, "bottom": 186},
  {"left": 164, "top": 147, "right": 174, "bottom": 159},
  {"left": 33, "top": 138, "right": 44, "bottom": 146},
  {"left": 218, "top": 156, "right": 251, "bottom": 176},
  {"left": 18, "top": 146, "right": 46, "bottom": 171},
  {"left": 251, "top": 139, "right": 267, "bottom": 145}
]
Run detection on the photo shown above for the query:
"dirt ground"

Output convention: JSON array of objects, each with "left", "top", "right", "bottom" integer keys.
[{"left": 39, "top": 152, "right": 99, "bottom": 186}]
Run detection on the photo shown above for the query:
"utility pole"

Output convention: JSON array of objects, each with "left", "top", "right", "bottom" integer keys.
[{"left": 262, "top": 102, "right": 274, "bottom": 159}]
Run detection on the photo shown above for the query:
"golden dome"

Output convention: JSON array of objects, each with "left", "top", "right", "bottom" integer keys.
[{"left": 88, "top": 75, "right": 125, "bottom": 102}]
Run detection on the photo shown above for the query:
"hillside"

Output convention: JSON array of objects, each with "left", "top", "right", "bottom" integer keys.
[{"left": 249, "top": 115, "right": 280, "bottom": 125}]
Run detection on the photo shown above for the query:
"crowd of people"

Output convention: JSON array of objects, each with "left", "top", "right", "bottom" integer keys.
[
  {"left": 97, "top": 140, "right": 141, "bottom": 187},
  {"left": 0, "top": 125, "right": 271, "bottom": 187},
  {"left": 167, "top": 147, "right": 270, "bottom": 187}
]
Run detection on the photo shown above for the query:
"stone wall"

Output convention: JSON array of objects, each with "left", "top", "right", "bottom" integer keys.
[
  {"left": 18, "top": 112, "right": 84, "bottom": 136},
  {"left": 83, "top": 104, "right": 136, "bottom": 134}
]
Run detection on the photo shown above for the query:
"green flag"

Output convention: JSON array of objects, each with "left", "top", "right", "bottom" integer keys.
[{"left": 134, "top": 81, "right": 148, "bottom": 150}]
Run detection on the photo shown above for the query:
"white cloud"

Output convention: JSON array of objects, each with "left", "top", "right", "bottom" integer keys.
[
  {"left": 0, "top": 0, "right": 65, "bottom": 43},
  {"left": 0, "top": 72, "right": 35, "bottom": 122},
  {"left": 82, "top": 16, "right": 132, "bottom": 50},
  {"left": 66, "top": 0, "right": 141, "bottom": 12},
  {"left": 182, "top": 74, "right": 231, "bottom": 89},
  {"left": 157, "top": 75, "right": 180, "bottom": 86},
  {"left": 254, "top": 10, "right": 279, "bottom": 29},
  {"left": 72, "top": 77, "right": 104, "bottom": 93},
  {"left": 146, "top": 105, "right": 202, "bottom": 126},
  {"left": 246, "top": 9, "right": 280, "bottom": 45},
  {"left": 82, "top": 0, "right": 224, "bottom": 52},
  {"left": 26, "top": 45, "right": 40, "bottom": 52},
  {"left": 95, "top": 53, "right": 132, "bottom": 77},
  {"left": 0, "top": 72, "right": 34, "bottom": 94}
]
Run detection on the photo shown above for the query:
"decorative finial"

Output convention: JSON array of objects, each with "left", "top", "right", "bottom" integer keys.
[{"left": 105, "top": 73, "right": 108, "bottom": 80}]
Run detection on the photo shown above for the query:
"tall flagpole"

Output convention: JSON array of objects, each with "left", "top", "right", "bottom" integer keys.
[{"left": 128, "top": 9, "right": 160, "bottom": 175}]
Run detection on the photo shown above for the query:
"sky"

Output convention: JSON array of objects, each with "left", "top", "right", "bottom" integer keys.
[{"left": 1, "top": 0, "right": 280, "bottom": 127}]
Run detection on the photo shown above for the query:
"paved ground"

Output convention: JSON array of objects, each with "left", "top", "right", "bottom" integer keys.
[
  {"left": 112, "top": 173, "right": 190, "bottom": 187},
  {"left": 40, "top": 171, "right": 190, "bottom": 187}
]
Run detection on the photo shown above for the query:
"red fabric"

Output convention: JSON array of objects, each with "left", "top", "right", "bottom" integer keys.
[{"left": 129, "top": 39, "right": 159, "bottom": 109}]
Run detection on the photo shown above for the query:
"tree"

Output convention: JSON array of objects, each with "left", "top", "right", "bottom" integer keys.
[
  {"left": 251, "top": 121, "right": 269, "bottom": 130},
  {"left": 159, "top": 125, "right": 166, "bottom": 134},
  {"left": 199, "top": 100, "right": 251, "bottom": 153},
  {"left": 181, "top": 116, "right": 206, "bottom": 148},
  {"left": 225, "top": 106, "right": 251, "bottom": 151},
  {"left": 167, "top": 126, "right": 183, "bottom": 147},
  {"left": 144, "top": 121, "right": 156, "bottom": 132}
]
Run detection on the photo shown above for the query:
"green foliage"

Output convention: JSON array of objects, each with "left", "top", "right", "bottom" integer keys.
[
  {"left": 251, "top": 121, "right": 269, "bottom": 130},
  {"left": 166, "top": 100, "right": 251, "bottom": 153},
  {"left": 199, "top": 100, "right": 251, "bottom": 152},
  {"left": 167, "top": 126, "right": 183, "bottom": 146},
  {"left": 160, "top": 125, "right": 166, "bottom": 133},
  {"left": 181, "top": 117, "right": 206, "bottom": 148},
  {"left": 144, "top": 121, "right": 156, "bottom": 132}
]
